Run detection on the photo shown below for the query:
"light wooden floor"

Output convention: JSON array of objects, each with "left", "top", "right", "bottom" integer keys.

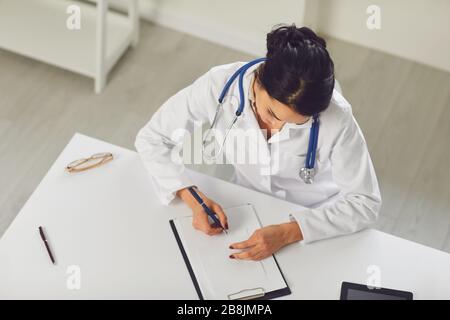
[{"left": 1, "top": 22, "right": 449, "bottom": 253}]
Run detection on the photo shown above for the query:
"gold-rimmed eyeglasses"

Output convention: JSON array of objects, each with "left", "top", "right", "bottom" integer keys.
[{"left": 66, "top": 152, "right": 113, "bottom": 173}]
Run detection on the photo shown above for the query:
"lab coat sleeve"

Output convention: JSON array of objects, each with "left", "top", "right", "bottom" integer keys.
[
  {"left": 135, "top": 69, "right": 216, "bottom": 205},
  {"left": 291, "top": 110, "right": 382, "bottom": 243}
]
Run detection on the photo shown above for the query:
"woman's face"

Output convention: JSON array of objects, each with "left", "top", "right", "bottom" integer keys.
[{"left": 252, "top": 78, "right": 310, "bottom": 128}]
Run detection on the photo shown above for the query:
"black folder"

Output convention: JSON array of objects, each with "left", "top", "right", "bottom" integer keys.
[{"left": 170, "top": 219, "right": 291, "bottom": 300}]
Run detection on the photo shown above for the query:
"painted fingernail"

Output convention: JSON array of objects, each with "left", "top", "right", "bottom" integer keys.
[
  {"left": 229, "top": 245, "right": 234, "bottom": 249},
  {"left": 229, "top": 255, "right": 235, "bottom": 259},
  {"left": 225, "top": 223, "right": 229, "bottom": 230}
]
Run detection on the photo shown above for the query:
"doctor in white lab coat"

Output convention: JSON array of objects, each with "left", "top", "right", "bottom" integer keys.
[{"left": 135, "top": 25, "right": 381, "bottom": 261}]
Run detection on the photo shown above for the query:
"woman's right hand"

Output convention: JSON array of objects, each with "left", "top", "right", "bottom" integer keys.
[{"left": 177, "top": 187, "right": 228, "bottom": 236}]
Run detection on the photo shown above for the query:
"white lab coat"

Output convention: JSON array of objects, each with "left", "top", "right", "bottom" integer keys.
[{"left": 135, "top": 62, "right": 382, "bottom": 243}]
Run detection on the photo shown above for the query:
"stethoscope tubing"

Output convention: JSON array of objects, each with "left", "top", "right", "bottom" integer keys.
[
  {"left": 306, "top": 115, "right": 320, "bottom": 169},
  {"left": 204, "top": 58, "right": 320, "bottom": 184},
  {"left": 219, "top": 57, "right": 267, "bottom": 116}
]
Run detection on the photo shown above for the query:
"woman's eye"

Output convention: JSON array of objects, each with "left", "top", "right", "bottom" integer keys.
[{"left": 268, "top": 109, "right": 280, "bottom": 121}]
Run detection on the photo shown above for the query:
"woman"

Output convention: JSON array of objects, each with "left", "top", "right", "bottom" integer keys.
[{"left": 135, "top": 25, "right": 381, "bottom": 261}]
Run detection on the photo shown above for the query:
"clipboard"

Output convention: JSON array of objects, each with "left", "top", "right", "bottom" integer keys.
[{"left": 169, "top": 204, "right": 291, "bottom": 300}]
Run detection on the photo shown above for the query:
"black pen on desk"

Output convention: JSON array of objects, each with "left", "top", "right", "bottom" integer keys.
[
  {"left": 39, "top": 226, "right": 56, "bottom": 265},
  {"left": 187, "top": 187, "right": 228, "bottom": 234}
]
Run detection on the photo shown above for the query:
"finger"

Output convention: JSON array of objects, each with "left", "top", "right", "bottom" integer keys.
[
  {"left": 198, "top": 223, "right": 223, "bottom": 236},
  {"left": 200, "top": 220, "right": 223, "bottom": 236},
  {"left": 250, "top": 251, "right": 269, "bottom": 261},
  {"left": 211, "top": 204, "right": 228, "bottom": 230},
  {"left": 194, "top": 212, "right": 222, "bottom": 235},
  {"left": 206, "top": 227, "right": 224, "bottom": 236},
  {"left": 231, "top": 247, "right": 263, "bottom": 260},
  {"left": 230, "top": 237, "right": 257, "bottom": 250}
]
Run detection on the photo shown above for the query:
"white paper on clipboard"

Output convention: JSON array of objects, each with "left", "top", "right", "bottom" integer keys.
[{"left": 173, "top": 203, "right": 288, "bottom": 300}]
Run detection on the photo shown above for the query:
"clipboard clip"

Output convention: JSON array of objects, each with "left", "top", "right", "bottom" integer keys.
[{"left": 227, "top": 287, "right": 265, "bottom": 300}]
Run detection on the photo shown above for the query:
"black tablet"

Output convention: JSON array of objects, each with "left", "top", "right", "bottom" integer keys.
[{"left": 340, "top": 282, "right": 413, "bottom": 300}]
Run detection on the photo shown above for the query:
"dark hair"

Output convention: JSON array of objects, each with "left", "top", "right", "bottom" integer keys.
[{"left": 256, "top": 24, "right": 335, "bottom": 116}]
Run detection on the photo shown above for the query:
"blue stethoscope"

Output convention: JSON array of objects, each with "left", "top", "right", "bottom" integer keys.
[{"left": 202, "top": 58, "right": 320, "bottom": 184}]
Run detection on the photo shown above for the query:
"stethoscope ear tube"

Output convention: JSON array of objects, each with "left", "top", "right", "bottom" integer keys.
[
  {"left": 201, "top": 104, "right": 239, "bottom": 161},
  {"left": 204, "top": 58, "right": 267, "bottom": 161},
  {"left": 218, "top": 58, "right": 267, "bottom": 106}
]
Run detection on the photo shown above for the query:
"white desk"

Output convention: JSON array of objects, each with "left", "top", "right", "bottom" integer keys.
[{"left": 1, "top": 133, "right": 450, "bottom": 299}]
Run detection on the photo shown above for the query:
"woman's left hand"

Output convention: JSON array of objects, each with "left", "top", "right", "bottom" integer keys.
[{"left": 229, "top": 222, "right": 303, "bottom": 261}]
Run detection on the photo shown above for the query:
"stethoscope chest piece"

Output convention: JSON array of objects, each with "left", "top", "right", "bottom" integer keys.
[{"left": 299, "top": 167, "right": 315, "bottom": 184}]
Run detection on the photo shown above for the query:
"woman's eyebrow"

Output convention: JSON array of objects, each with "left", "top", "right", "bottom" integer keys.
[{"left": 268, "top": 107, "right": 282, "bottom": 121}]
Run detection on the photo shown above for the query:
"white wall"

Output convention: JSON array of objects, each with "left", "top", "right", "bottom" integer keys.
[
  {"left": 314, "top": 0, "right": 450, "bottom": 72},
  {"left": 133, "top": 0, "right": 450, "bottom": 72},
  {"left": 137, "top": 0, "right": 306, "bottom": 56}
]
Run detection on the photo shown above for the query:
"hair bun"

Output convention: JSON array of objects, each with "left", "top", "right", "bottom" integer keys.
[{"left": 266, "top": 24, "right": 326, "bottom": 57}]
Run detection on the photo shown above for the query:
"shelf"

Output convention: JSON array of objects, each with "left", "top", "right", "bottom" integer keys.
[{"left": 0, "top": 0, "right": 138, "bottom": 91}]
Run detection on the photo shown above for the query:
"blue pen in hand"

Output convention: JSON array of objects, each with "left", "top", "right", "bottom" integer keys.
[{"left": 188, "top": 187, "right": 228, "bottom": 234}]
